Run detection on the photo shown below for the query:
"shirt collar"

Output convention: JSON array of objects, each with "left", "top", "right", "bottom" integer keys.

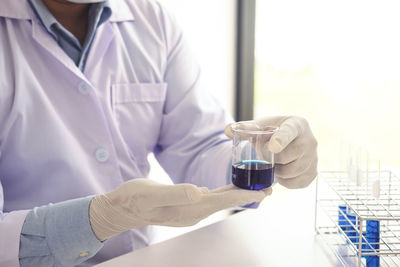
[
  {"left": 92, "top": 1, "right": 112, "bottom": 26},
  {"left": 27, "top": 0, "right": 58, "bottom": 39},
  {"left": 27, "top": 0, "right": 112, "bottom": 42}
]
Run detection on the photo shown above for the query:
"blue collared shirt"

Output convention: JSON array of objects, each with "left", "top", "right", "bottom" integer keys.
[{"left": 27, "top": 0, "right": 111, "bottom": 70}]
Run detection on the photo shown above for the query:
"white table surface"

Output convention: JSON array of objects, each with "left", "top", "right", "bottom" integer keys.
[{"left": 95, "top": 182, "right": 341, "bottom": 267}]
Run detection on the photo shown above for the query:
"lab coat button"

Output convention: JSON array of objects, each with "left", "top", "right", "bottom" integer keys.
[
  {"left": 78, "top": 82, "right": 91, "bottom": 95},
  {"left": 95, "top": 148, "right": 109, "bottom": 163}
]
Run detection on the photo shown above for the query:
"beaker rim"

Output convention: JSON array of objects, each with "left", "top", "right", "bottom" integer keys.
[{"left": 231, "top": 122, "right": 279, "bottom": 135}]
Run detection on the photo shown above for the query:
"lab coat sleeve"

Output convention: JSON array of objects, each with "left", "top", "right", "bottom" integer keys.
[
  {"left": 0, "top": 184, "right": 30, "bottom": 267},
  {"left": 0, "top": 22, "right": 98, "bottom": 267},
  {"left": 0, "top": 46, "right": 30, "bottom": 267},
  {"left": 154, "top": 3, "right": 233, "bottom": 189},
  {"left": 19, "top": 196, "right": 103, "bottom": 267}
]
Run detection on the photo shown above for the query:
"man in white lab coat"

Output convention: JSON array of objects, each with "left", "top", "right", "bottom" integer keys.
[{"left": 0, "top": 0, "right": 317, "bottom": 266}]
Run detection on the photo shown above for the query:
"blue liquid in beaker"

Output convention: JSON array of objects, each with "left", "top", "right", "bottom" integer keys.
[{"left": 232, "top": 160, "right": 274, "bottom": 190}]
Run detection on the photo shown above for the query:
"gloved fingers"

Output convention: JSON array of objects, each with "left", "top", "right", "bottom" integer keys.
[
  {"left": 224, "top": 120, "right": 254, "bottom": 139},
  {"left": 224, "top": 122, "right": 234, "bottom": 139},
  {"left": 146, "top": 187, "right": 272, "bottom": 227},
  {"left": 267, "top": 116, "right": 309, "bottom": 153},
  {"left": 203, "top": 187, "right": 272, "bottom": 212},
  {"left": 210, "top": 184, "right": 271, "bottom": 199},
  {"left": 225, "top": 120, "right": 276, "bottom": 141},
  {"left": 271, "top": 135, "right": 310, "bottom": 165},
  {"left": 199, "top": 187, "right": 210, "bottom": 193},
  {"left": 200, "top": 187, "right": 272, "bottom": 222},
  {"left": 253, "top": 115, "right": 290, "bottom": 126},
  {"left": 274, "top": 150, "right": 317, "bottom": 178},
  {"left": 275, "top": 159, "right": 318, "bottom": 189},
  {"left": 147, "top": 183, "right": 204, "bottom": 207},
  {"left": 271, "top": 127, "right": 317, "bottom": 165},
  {"left": 209, "top": 184, "right": 235, "bottom": 193}
]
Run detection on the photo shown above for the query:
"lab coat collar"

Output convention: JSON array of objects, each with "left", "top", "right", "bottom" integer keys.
[
  {"left": 108, "top": 0, "right": 135, "bottom": 22},
  {"left": 0, "top": 0, "right": 33, "bottom": 20},
  {"left": 0, "top": 0, "right": 135, "bottom": 22}
]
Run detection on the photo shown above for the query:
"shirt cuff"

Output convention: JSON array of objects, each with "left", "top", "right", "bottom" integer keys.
[{"left": 19, "top": 196, "right": 103, "bottom": 266}]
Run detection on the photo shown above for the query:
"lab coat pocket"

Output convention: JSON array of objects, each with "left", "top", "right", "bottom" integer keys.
[{"left": 112, "top": 83, "right": 167, "bottom": 163}]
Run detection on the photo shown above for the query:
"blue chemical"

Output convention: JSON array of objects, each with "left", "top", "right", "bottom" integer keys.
[
  {"left": 347, "top": 211, "right": 358, "bottom": 243},
  {"left": 338, "top": 206, "right": 380, "bottom": 267},
  {"left": 232, "top": 160, "right": 274, "bottom": 190},
  {"left": 338, "top": 205, "right": 348, "bottom": 233},
  {"left": 338, "top": 205, "right": 358, "bottom": 244},
  {"left": 365, "top": 220, "right": 380, "bottom": 267}
]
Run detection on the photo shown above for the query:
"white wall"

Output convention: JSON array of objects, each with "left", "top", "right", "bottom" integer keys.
[
  {"left": 161, "top": 0, "right": 237, "bottom": 115},
  {"left": 149, "top": 0, "right": 237, "bottom": 184}
]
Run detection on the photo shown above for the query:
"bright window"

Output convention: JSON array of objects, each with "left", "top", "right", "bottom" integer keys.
[{"left": 254, "top": 0, "right": 400, "bottom": 169}]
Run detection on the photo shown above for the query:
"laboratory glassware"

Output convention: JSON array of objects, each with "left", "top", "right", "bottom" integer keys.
[{"left": 231, "top": 122, "right": 278, "bottom": 190}]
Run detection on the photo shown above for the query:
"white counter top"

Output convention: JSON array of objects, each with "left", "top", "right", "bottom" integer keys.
[{"left": 95, "top": 182, "right": 340, "bottom": 267}]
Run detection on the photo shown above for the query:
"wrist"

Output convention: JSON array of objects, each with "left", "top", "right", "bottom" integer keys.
[
  {"left": 89, "top": 195, "right": 115, "bottom": 242},
  {"left": 89, "top": 194, "right": 138, "bottom": 241}
]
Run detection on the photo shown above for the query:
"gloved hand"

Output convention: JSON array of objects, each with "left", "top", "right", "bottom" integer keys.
[
  {"left": 89, "top": 179, "right": 272, "bottom": 241},
  {"left": 225, "top": 116, "right": 318, "bottom": 189}
]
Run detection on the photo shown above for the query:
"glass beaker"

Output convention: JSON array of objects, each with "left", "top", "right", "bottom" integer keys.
[{"left": 231, "top": 122, "right": 278, "bottom": 190}]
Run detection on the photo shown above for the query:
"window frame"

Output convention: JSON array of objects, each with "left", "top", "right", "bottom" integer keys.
[{"left": 235, "top": 0, "right": 256, "bottom": 121}]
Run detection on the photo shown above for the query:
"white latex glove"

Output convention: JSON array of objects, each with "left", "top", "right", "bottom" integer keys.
[
  {"left": 225, "top": 116, "right": 318, "bottom": 189},
  {"left": 89, "top": 179, "right": 272, "bottom": 241}
]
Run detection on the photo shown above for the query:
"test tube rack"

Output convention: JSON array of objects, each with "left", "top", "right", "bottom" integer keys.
[{"left": 315, "top": 171, "right": 400, "bottom": 266}]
